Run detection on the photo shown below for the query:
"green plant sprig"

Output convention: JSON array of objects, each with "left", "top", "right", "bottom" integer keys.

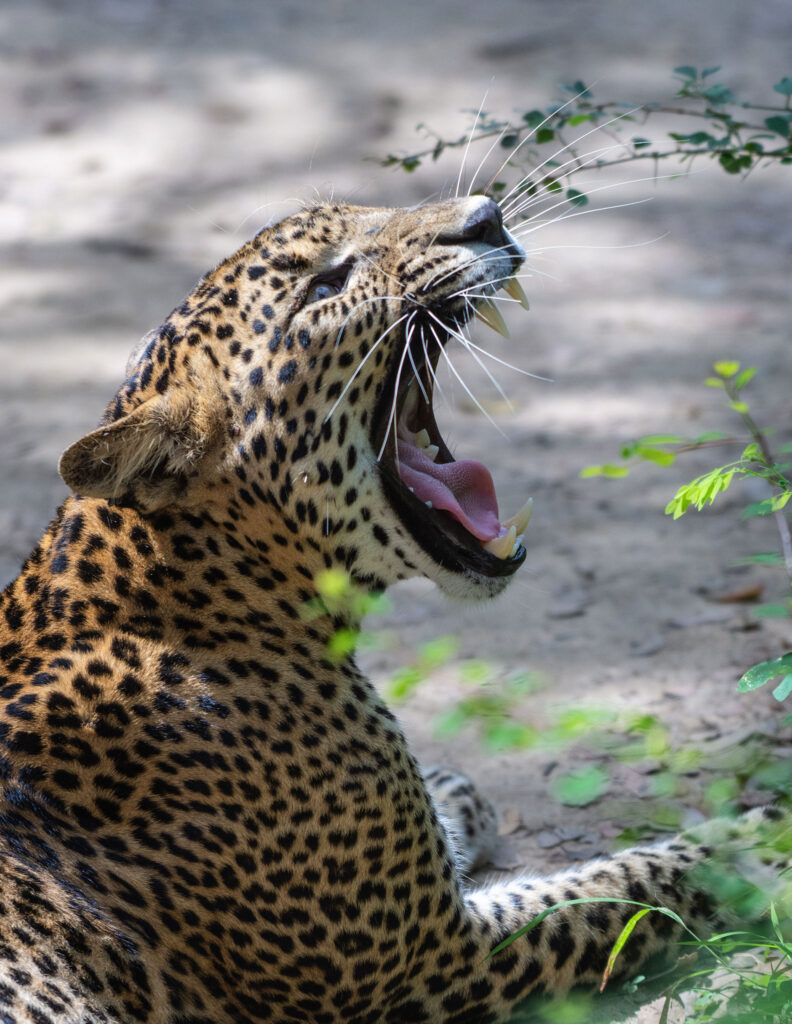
[
  {"left": 381, "top": 69, "right": 792, "bottom": 205},
  {"left": 583, "top": 361, "right": 792, "bottom": 588}
]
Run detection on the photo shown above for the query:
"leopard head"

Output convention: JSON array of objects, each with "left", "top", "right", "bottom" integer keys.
[{"left": 59, "top": 196, "right": 532, "bottom": 600}]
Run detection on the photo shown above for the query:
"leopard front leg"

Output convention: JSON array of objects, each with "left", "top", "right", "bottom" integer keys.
[
  {"left": 424, "top": 765, "right": 499, "bottom": 875},
  {"left": 408, "top": 806, "right": 792, "bottom": 1023}
]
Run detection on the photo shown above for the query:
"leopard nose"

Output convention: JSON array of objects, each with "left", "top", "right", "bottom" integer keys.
[{"left": 440, "top": 197, "right": 507, "bottom": 248}]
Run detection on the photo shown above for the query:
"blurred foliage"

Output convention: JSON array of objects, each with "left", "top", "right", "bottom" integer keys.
[{"left": 382, "top": 68, "right": 792, "bottom": 211}]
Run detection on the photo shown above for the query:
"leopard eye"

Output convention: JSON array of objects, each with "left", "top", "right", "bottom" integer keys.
[
  {"left": 304, "top": 261, "right": 354, "bottom": 306},
  {"left": 306, "top": 280, "right": 342, "bottom": 303}
]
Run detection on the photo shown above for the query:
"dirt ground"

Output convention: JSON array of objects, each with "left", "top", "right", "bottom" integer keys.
[{"left": 2, "top": 1, "right": 792, "bottom": 1019}]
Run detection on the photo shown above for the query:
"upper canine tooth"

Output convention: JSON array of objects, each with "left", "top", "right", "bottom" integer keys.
[
  {"left": 414, "top": 429, "right": 431, "bottom": 449},
  {"left": 474, "top": 298, "right": 510, "bottom": 339},
  {"left": 504, "top": 498, "right": 533, "bottom": 534},
  {"left": 503, "top": 277, "right": 530, "bottom": 310},
  {"left": 401, "top": 383, "right": 419, "bottom": 424},
  {"left": 484, "top": 525, "right": 517, "bottom": 560},
  {"left": 425, "top": 444, "right": 439, "bottom": 462}
]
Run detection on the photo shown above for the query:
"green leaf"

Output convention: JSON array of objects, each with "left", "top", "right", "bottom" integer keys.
[
  {"left": 419, "top": 634, "right": 459, "bottom": 668},
  {"left": 433, "top": 706, "right": 470, "bottom": 738},
  {"left": 500, "top": 134, "right": 519, "bottom": 149},
  {"left": 730, "top": 400, "right": 749, "bottom": 414},
  {"left": 702, "top": 66, "right": 721, "bottom": 78},
  {"left": 713, "top": 360, "right": 740, "bottom": 378},
  {"left": 522, "top": 109, "right": 546, "bottom": 129},
  {"left": 316, "top": 568, "right": 351, "bottom": 600},
  {"left": 770, "top": 901, "right": 784, "bottom": 944},
  {"left": 632, "top": 136, "right": 652, "bottom": 149},
  {"left": 563, "top": 79, "right": 590, "bottom": 98},
  {"left": 738, "top": 552, "right": 784, "bottom": 566},
  {"left": 773, "top": 77, "right": 792, "bottom": 96},
  {"left": 753, "top": 602, "right": 791, "bottom": 619},
  {"left": 567, "top": 114, "right": 594, "bottom": 126},
  {"left": 693, "top": 431, "right": 729, "bottom": 443},
  {"left": 704, "top": 377, "right": 725, "bottom": 388},
  {"left": 635, "top": 447, "right": 675, "bottom": 467},
  {"left": 718, "top": 151, "right": 752, "bottom": 174},
  {"left": 535, "top": 127, "right": 555, "bottom": 144},
  {"left": 401, "top": 156, "right": 420, "bottom": 172},
  {"left": 601, "top": 909, "right": 653, "bottom": 991},
  {"left": 327, "top": 627, "right": 357, "bottom": 659},
  {"left": 640, "top": 435, "right": 685, "bottom": 445},
  {"left": 738, "top": 653, "right": 792, "bottom": 693},
  {"left": 685, "top": 131, "right": 716, "bottom": 145},
  {"left": 387, "top": 665, "right": 423, "bottom": 700},
  {"left": 673, "top": 65, "right": 698, "bottom": 79},
  {"left": 773, "top": 491, "right": 792, "bottom": 511},
  {"left": 742, "top": 500, "right": 777, "bottom": 518},
  {"left": 553, "top": 765, "right": 608, "bottom": 807},
  {"left": 580, "top": 464, "right": 629, "bottom": 479},
  {"left": 566, "top": 188, "right": 588, "bottom": 207},
  {"left": 702, "top": 84, "right": 734, "bottom": 105},
  {"left": 772, "top": 675, "right": 792, "bottom": 702},
  {"left": 765, "top": 115, "right": 792, "bottom": 138},
  {"left": 484, "top": 720, "right": 537, "bottom": 751},
  {"left": 733, "top": 367, "right": 757, "bottom": 390}
]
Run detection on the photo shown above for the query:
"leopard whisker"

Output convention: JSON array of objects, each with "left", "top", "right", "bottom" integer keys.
[
  {"left": 377, "top": 314, "right": 416, "bottom": 462},
  {"left": 511, "top": 195, "right": 654, "bottom": 240},
  {"left": 325, "top": 311, "right": 411, "bottom": 424},
  {"left": 455, "top": 91, "right": 490, "bottom": 199},
  {"left": 420, "top": 324, "right": 448, "bottom": 409},
  {"left": 482, "top": 85, "right": 595, "bottom": 198},
  {"left": 457, "top": 301, "right": 513, "bottom": 409},
  {"left": 425, "top": 314, "right": 508, "bottom": 439},
  {"left": 423, "top": 243, "right": 519, "bottom": 292},
  {"left": 405, "top": 318, "right": 430, "bottom": 404},
  {"left": 498, "top": 140, "right": 634, "bottom": 221},
  {"left": 508, "top": 167, "right": 689, "bottom": 229},
  {"left": 498, "top": 105, "right": 642, "bottom": 215},
  {"left": 333, "top": 294, "right": 405, "bottom": 349}
]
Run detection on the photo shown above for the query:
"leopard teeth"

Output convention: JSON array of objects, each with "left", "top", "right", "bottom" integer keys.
[
  {"left": 474, "top": 298, "right": 510, "bottom": 339},
  {"left": 414, "top": 429, "right": 431, "bottom": 449},
  {"left": 483, "top": 525, "right": 517, "bottom": 560},
  {"left": 502, "top": 277, "right": 530, "bottom": 310},
  {"left": 399, "top": 382, "right": 420, "bottom": 431},
  {"left": 503, "top": 498, "right": 532, "bottom": 534},
  {"left": 424, "top": 444, "right": 439, "bottom": 462}
]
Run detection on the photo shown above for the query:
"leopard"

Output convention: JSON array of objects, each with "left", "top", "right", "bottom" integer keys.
[{"left": 0, "top": 193, "right": 789, "bottom": 1024}]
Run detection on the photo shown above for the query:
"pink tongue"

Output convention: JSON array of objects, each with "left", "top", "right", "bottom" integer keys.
[{"left": 397, "top": 440, "right": 501, "bottom": 542}]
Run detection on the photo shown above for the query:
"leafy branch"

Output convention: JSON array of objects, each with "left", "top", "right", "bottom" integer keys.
[
  {"left": 382, "top": 68, "right": 792, "bottom": 205},
  {"left": 584, "top": 361, "right": 792, "bottom": 584}
]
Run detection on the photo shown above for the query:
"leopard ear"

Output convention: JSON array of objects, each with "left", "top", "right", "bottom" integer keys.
[{"left": 59, "top": 389, "right": 221, "bottom": 512}]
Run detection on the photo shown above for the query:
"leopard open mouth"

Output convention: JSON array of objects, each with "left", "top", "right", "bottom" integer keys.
[{"left": 374, "top": 291, "right": 532, "bottom": 580}]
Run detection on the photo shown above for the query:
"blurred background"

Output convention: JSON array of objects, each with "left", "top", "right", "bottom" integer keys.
[{"left": 2, "top": 0, "right": 792, "bottom": 891}]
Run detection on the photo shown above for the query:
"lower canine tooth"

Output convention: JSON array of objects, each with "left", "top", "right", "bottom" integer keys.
[
  {"left": 414, "top": 429, "right": 431, "bottom": 449},
  {"left": 484, "top": 525, "right": 517, "bottom": 560},
  {"left": 425, "top": 444, "right": 439, "bottom": 462},
  {"left": 504, "top": 498, "right": 533, "bottom": 534},
  {"left": 474, "top": 298, "right": 510, "bottom": 339},
  {"left": 503, "top": 277, "right": 530, "bottom": 310}
]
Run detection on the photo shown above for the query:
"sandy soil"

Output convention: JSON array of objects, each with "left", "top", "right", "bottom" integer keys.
[{"left": 2, "top": 1, "right": 792, "bottom": 1018}]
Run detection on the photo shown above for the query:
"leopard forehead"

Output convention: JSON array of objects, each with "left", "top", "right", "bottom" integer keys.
[{"left": 118, "top": 198, "right": 493, "bottom": 413}]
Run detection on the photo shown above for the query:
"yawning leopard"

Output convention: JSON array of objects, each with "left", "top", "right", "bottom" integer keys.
[{"left": 0, "top": 195, "right": 787, "bottom": 1024}]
